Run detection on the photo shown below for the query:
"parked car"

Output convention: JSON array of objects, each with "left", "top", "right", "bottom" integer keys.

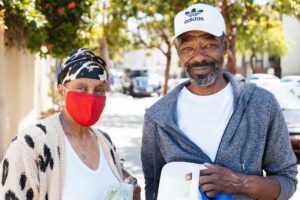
[
  {"left": 168, "top": 78, "right": 189, "bottom": 92},
  {"left": 121, "top": 67, "right": 162, "bottom": 97},
  {"left": 109, "top": 68, "right": 124, "bottom": 92},
  {"left": 246, "top": 73, "right": 280, "bottom": 86},
  {"left": 259, "top": 84, "right": 300, "bottom": 154},
  {"left": 280, "top": 76, "right": 300, "bottom": 97}
]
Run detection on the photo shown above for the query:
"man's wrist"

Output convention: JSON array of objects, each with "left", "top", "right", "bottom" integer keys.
[{"left": 233, "top": 173, "right": 251, "bottom": 195}]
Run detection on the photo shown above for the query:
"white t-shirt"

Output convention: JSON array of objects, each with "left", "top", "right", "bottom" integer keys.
[
  {"left": 177, "top": 83, "right": 234, "bottom": 162},
  {"left": 63, "top": 136, "right": 119, "bottom": 200}
]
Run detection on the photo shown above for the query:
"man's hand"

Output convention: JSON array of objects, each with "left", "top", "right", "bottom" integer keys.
[
  {"left": 185, "top": 163, "right": 246, "bottom": 198},
  {"left": 198, "top": 163, "right": 246, "bottom": 197}
]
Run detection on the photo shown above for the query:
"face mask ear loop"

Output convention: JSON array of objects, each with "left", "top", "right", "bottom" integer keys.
[
  {"left": 62, "top": 84, "right": 69, "bottom": 93},
  {"left": 60, "top": 84, "right": 69, "bottom": 110}
]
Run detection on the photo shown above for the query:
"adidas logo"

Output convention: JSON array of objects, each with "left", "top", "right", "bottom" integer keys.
[
  {"left": 185, "top": 8, "right": 203, "bottom": 17},
  {"left": 184, "top": 8, "right": 204, "bottom": 24}
]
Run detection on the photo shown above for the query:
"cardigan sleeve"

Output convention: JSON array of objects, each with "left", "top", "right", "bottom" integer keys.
[
  {"left": 96, "top": 128, "right": 125, "bottom": 180},
  {"left": 0, "top": 137, "right": 39, "bottom": 200}
]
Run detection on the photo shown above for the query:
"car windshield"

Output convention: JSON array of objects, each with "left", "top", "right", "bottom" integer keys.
[{"left": 129, "top": 69, "right": 148, "bottom": 78}]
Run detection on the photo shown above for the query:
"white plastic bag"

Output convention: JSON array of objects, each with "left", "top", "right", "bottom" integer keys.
[
  {"left": 157, "top": 162, "right": 206, "bottom": 200},
  {"left": 104, "top": 183, "right": 134, "bottom": 200}
]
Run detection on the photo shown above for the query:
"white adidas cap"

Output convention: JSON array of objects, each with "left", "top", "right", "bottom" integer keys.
[{"left": 173, "top": 3, "right": 226, "bottom": 40}]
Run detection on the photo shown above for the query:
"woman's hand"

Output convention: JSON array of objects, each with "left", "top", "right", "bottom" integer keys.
[
  {"left": 133, "top": 184, "right": 141, "bottom": 200},
  {"left": 124, "top": 176, "right": 141, "bottom": 200}
]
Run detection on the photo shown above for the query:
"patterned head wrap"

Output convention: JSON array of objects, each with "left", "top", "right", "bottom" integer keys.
[{"left": 58, "top": 48, "right": 108, "bottom": 85}]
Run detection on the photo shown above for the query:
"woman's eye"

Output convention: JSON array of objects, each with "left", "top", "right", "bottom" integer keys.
[
  {"left": 95, "top": 88, "right": 105, "bottom": 95},
  {"left": 76, "top": 87, "right": 86, "bottom": 92}
]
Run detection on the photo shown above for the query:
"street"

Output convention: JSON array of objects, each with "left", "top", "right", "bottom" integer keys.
[{"left": 96, "top": 92, "right": 300, "bottom": 200}]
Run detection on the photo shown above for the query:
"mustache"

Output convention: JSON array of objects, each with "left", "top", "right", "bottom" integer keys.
[{"left": 185, "top": 61, "right": 217, "bottom": 70}]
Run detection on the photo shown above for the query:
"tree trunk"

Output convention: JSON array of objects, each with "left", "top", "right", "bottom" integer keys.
[
  {"left": 241, "top": 54, "right": 247, "bottom": 77},
  {"left": 269, "top": 55, "right": 282, "bottom": 78},
  {"left": 226, "top": 48, "right": 236, "bottom": 74},
  {"left": 163, "top": 51, "right": 172, "bottom": 95},
  {"left": 98, "top": 37, "right": 112, "bottom": 90},
  {"left": 250, "top": 54, "right": 257, "bottom": 73},
  {"left": 221, "top": 1, "right": 237, "bottom": 74},
  {"left": 98, "top": 38, "right": 111, "bottom": 69}
]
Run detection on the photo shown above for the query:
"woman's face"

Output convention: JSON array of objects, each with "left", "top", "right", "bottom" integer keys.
[{"left": 58, "top": 78, "right": 107, "bottom": 98}]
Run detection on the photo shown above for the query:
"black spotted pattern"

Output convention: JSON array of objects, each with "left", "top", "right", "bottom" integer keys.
[
  {"left": 5, "top": 190, "right": 19, "bottom": 200},
  {"left": 2, "top": 158, "right": 9, "bottom": 186},
  {"left": 24, "top": 135, "right": 34, "bottom": 149},
  {"left": 11, "top": 136, "right": 18, "bottom": 142},
  {"left": 36, "top": 124, "right": 47, "bottom": 134},
  {"left": 38, "top": 144, "right": 54, "bottom": 172},
  {"left": 57, "top": 146, "right": 60, "bottom": 159},
  {"left": 19, "top": 172, "right": 27, "bottom": 190},
  {"left": 110, "top": 149, "right": 116, "bottom": 164},
  {"left": 26, "top": 188, "right": 34, "bottom": 200}
]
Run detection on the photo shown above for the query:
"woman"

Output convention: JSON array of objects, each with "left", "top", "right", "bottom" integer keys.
[{"left": 0, "top": 48, "right": 141, "bottom": 200}]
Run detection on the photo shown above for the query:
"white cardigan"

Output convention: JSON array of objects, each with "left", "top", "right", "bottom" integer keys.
[{"left": 0, "top": 113, "right": 124, "bottom": 200}]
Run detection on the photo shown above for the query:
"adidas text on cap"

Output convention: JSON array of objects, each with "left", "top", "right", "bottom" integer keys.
[{"left": 173, "top": 3, "right": 226, "bottom": 40}]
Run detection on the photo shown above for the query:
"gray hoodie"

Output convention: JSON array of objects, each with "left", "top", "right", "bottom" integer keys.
[{"left": 141, "top": 72, "right": 298, "bottom": 200}]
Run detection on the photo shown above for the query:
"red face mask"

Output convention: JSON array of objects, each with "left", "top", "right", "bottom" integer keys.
[{"left": 65, "top": 91, "right": 106, "bottom": 127}]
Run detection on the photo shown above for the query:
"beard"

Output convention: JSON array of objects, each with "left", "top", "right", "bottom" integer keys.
[{"left": 185, "top": 60, "right": 223, "bottom": 87}]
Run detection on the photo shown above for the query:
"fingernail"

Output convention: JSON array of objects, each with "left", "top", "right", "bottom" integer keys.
[
  {"left": 185, "top": 174, "right": 192, "bottom": 180},
  {"left": 124, "top": 178, "right": 131, "bottom": 184}
]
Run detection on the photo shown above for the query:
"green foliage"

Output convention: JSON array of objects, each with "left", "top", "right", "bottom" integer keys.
[
  {"left": 107, "top": 0, "right": 299, "bottom": 64},
  {"left": 273, "top": 0, "right": 300, "bottom": 19},
  {"left": 3, "top": 0, "right": 95, "bottom": 58},
  {"left": 106, "top": 0, "right": 210, "bottom": 57},
  {"left": 90, "top": 2, "right": 132, "bottom": 62},
  {"left": 237, "top": 5, "right": 288, "bottom": 56},
  {"left": 0, "top": 3, "right": 5, "bottom": 31}
]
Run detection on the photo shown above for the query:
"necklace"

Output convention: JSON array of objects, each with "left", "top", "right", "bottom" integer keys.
[{"left": 59, "top": 114, "right": 92, "bottom": 160}]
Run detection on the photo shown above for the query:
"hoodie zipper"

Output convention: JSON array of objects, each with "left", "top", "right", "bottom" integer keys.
[
  {"left": 165, "top": 124, "right": 213, "bottom": 164},
  {"left": 214, "top": 86, "right": 256, "bottom": 172}
]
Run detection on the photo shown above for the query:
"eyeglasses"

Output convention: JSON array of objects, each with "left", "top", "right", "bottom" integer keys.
[{"left": 177, "top": 37, "right": 221, "bottom": 59}]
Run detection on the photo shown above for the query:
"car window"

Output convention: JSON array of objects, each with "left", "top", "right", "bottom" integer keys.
[{"left": 129, "top": 70, "right": 148, "bottom": 78}]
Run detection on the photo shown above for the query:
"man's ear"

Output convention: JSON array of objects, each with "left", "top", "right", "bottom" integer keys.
[
  {"left": 175, "top": 42, "right": 180, "bottom": 57},
  {"left": 223, "top": 35, "right": 229, "bottom": 53}
]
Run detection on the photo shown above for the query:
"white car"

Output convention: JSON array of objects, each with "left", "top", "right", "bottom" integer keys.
[
  {"left": 258, "top": 84, "right": 300, "bottom": 154},
  {"left": 280, "top": 76, "right": 300, "bottom": 97},
  {"left": 246, "top": 73, "right": 280, "bottom": 86}
]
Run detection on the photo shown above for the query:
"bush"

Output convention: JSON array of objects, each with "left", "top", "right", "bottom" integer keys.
[{"left": 3, "top": 0, "right": 95, "bottom": 58}]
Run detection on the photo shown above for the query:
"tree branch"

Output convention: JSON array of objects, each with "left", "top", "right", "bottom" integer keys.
[{"left": 135, "top": 27, "right": 167, "bottom": 55}]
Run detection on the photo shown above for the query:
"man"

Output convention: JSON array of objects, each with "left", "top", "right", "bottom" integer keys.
[{"left": 141, "top": 3, "right": 297, "bottom": 200}]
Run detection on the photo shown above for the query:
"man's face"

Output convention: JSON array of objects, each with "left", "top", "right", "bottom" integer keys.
[{"left": 175, "top": 31, "right": 226, "bottom": 88}]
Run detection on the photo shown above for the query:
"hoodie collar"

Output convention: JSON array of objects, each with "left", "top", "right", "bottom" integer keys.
[{"left": 146, "top": 72, "right": 256, "bottom": 128}]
